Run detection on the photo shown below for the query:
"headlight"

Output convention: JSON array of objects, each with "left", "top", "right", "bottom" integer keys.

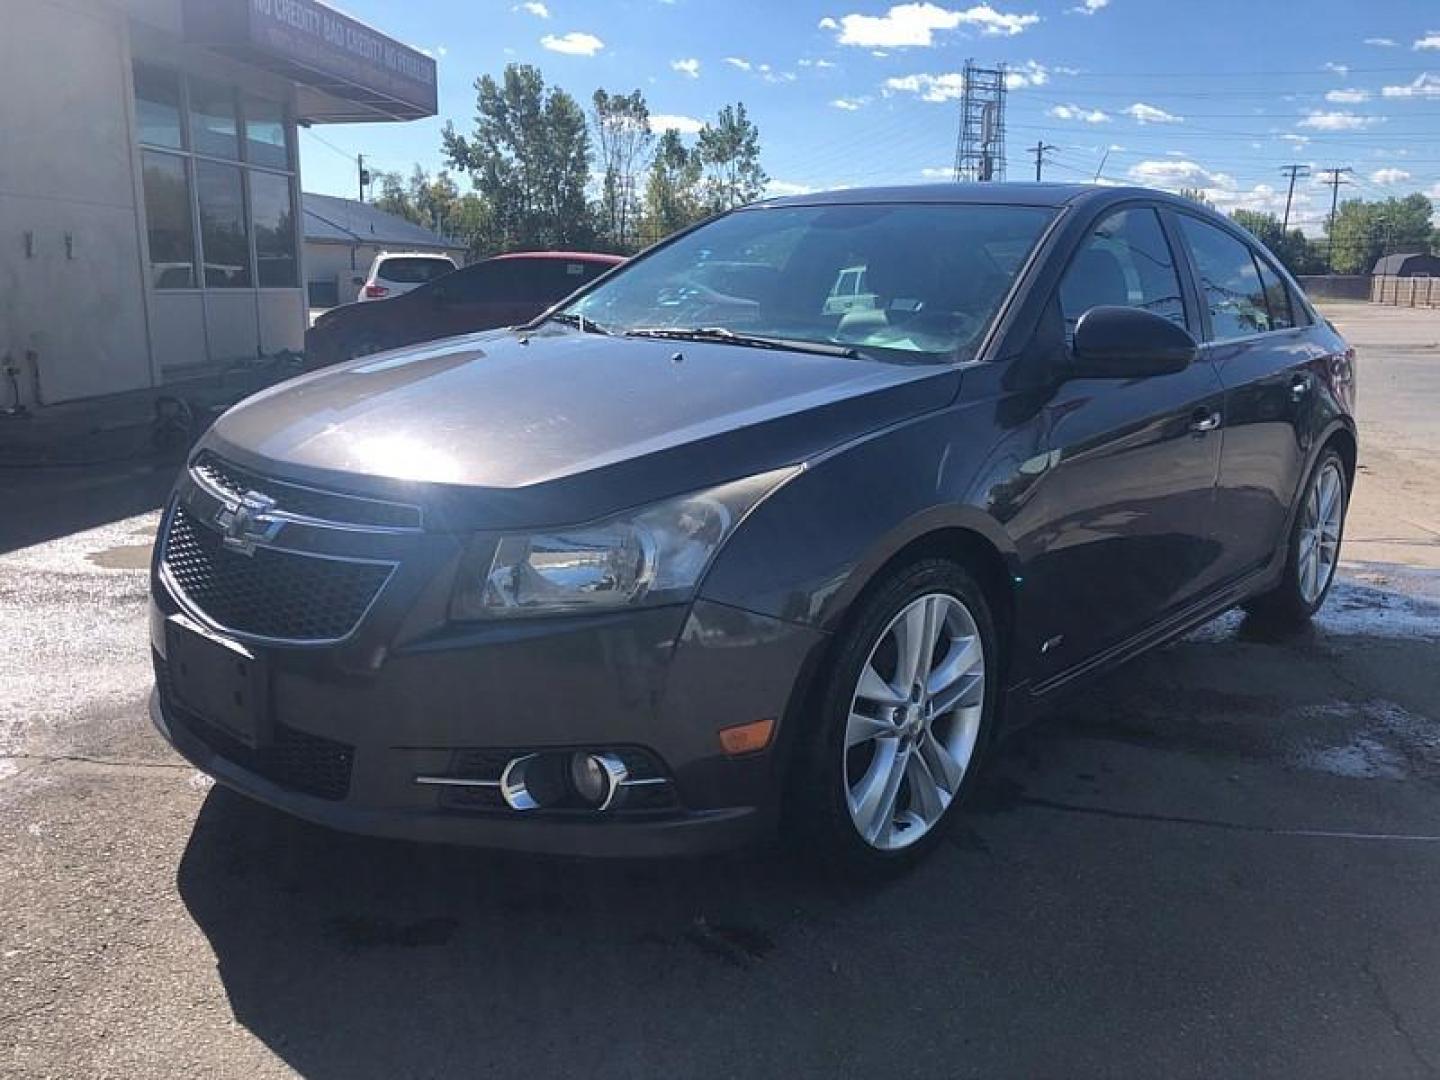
[{"left": 450, "top": 467, "right": 797, "bottom": 619}]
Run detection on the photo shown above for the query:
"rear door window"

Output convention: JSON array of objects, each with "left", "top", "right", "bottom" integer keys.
[
  {"left": 1058, "top": 207, "right": 1187, "bottom": 335},
  {"left": 1254, "top": 256, "right": 1294, "bottom": 330},
  {"left": 1176, "top": 216, "right": 1273, "bottom": 339},
  {"left": 428, "top": 261, "right": 511, "bottom": 304},
  {"left": 378, "top": 257, "right": 454, "bottom": 285}
]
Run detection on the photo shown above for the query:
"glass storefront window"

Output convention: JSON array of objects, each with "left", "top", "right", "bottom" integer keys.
[
  {"left": 133, "top": 66, "right": 300, "bottom": 295},
  {"left": 134, "top": 66, "right": 183, "bottom": 149},
  {"left": 189, "top": 80, "right": 239, "bottom": 160},
  {"left": 251, "top": 171, "right": 298, "bottom": 287},
  {"left": 141, "top": 152, "right": 196, "bottom": 288},
  {"left": 196, "top": 162, "right": 251, "bottom": 288},
  {"left": 244, "top": 98, "right": 291, "bottom": 169}
]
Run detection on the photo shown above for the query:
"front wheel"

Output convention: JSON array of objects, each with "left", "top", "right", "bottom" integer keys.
[
  {"left": 1244, "top": 447, "right": 1348, "bottom": 629},
  {"left": 793, "top": 559, "right": 999, "bottom": 874}
]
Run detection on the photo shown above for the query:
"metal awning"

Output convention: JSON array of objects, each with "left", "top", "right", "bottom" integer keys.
[{"left": 182, "top": 0, "right": 437, "bottom": 123}]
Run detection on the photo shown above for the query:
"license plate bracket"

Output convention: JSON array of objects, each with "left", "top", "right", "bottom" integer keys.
[{"left": 165, "top": 615, "right": 270, "bottom": 747}]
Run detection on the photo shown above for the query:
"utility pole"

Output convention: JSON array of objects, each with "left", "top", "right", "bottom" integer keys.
[
  {"left": 1031, "top": 141, "right": 1058, "bottom": 182},
  {"left": 1318, "top": 166, "right": 1353, "bottom": 272},
  {"left": 357, "top": 154, "right": 370, "bottom": 203},
  {"left": 1278, "top": 164, "right": 1310, "bottom": 233}
]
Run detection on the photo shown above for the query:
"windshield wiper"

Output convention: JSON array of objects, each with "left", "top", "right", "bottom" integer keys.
[
  {"left": 623, "top": 326, "right": 861, "bottom": 359},
  {"left": 542, "top": 311, "right": 612, "bottom": 336}
]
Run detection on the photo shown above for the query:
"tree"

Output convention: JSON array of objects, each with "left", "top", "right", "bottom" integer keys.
[
  {"left": 641, "top": 128, "right": 704, "bottom": 243},
  {"left": 591, "top": 89, "right": 653, "bottom": 250},
  {"left": 1229, "top": 208, "right": 1322, "bottom": 277},
  {"left": 697, "top": 103, "right": 767, "bottom": 212},
  {"left": 1177, "top": 187, "right": 1214, "bottom": 209},
  {"left": 370, "top": 166, "right": 491, "bottom": 254},
  {"left": 1325, "top": 194, "right": 1436, "bottom": 275},
  {"left": 442, "top": 63, "right": 594, "bottom": 252}
]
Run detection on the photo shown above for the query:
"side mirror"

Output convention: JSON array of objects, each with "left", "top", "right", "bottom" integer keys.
[{"left": 1071, "top": 305, "right": 1197, "bottom": 378}]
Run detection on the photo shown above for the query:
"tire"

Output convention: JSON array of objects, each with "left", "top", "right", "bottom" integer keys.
[
  {"left": 1243, "top": 447, "right": 1348, "bottom": 630},
  {"left": 791, "top": 558, "right": 1000, "bottom": 876}
]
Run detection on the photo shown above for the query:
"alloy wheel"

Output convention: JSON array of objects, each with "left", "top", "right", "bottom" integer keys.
[
  {"left": 1298, "top": 459, "right": 1344, "bottom": 605},
  {"left": 844, "top": 592, "right": 985, "bottom": 851}
]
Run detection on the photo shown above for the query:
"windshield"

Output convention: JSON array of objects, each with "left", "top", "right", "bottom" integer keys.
[{"left": 563, "top": 202, "right": 1054, "bottom": 362}]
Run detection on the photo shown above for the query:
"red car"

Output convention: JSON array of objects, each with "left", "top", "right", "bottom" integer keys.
[{"left": 305, "top": 251, "right": 624, "bottom": 369}]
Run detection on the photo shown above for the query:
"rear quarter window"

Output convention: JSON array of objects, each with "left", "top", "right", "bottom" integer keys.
[{"left": 377, "top": 257, "right": 455, "bottom": 284}]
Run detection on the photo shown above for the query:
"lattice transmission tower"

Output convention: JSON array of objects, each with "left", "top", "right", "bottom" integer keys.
[{"left": 952, "top": 60, "right": 1008, "bottom": 182}]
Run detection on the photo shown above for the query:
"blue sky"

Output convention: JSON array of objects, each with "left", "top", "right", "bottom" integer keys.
[{"left": 301, "top": 1, "right": 1440, "bottom": 234}]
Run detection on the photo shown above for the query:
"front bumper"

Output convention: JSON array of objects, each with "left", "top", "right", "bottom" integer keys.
[{"left": 150, "top": 578, "right": 828, "bottom": 857}]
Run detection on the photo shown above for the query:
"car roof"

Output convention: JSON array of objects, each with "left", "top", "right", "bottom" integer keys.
[
  {"left": 751, "top": 182, "right": 1175, "bottom": 210},
  {"left": 375, "top": 251, "right": 455, "bottom": 259},
  {"left": 487, "top": 251, "right": 626, "bottom": 264}
]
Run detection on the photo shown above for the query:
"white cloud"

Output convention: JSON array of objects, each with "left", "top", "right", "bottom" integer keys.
[
  {"left": 671, "top": 57, "right": 700, "bottom": 78},
  {"left": 1006, "top": 60, "right": 1049, "bottom": 89},
  {"left": 884, "top": 71, "right": 966, "bottom": 101},
  {"left": 1370, "top": 168, "right": 1412, "bottom": 185},
  {"left": 956, "top": 3, "right": 1041, "bottom": 36},
  {"left": 798, "top": 58, "right": 837, "bottom": 68},
  {"left": 1414, "top": 32, "right": 1440, "bottom": 51},
  {"left": 766, "top": 180, "right": 817, "bottom": 197},
  {"left": 1125, "top": 102, "right": 1182, "bottom": 124},
  {"left": 1068, "top": 0, "right": 1108, "bottom": 13},
  {"left": 1280, "top": 132, "right": 1310, "bottom": 146},
  {"left": 1325, "top": 88, "right": 1370, "bottom": 103},
  {"left": 820, "top": 3, "right": 1038, "bottom": 48},
  {"left": 650, "top": 113, "right": 704, "bottom": 135},
  {"left": 1127, "top": 160, "right": 1296, "bottom": 219},
  {"left": 1298, "top": 109, "right": 1380, "bottom": 130},
  {"left": 1324, "top": 61, "right": 1349, "bottom": 75},
  {"left": 418, "top": 45, "right": 448, "bottom": 57},
  {"left": 920, "top": 166, "right": 953, "bottom": 178},
  {"left": 1048, "top": 103, "right": 1109, "bottom": 123},
  {"left": 831, "top": 96, "right": 868, "bottom": 110},
  {"left": 1381, "top": 73, "right": 1440, "bottom": 98},
  {"left": 540, "top": 32, "right": 604, "bottom": 56},
  {"left": 517, "top": 1, "right": 549, "bottom": 16},
  {"left": 1129, "top": 159, "right": 1230, "bottom": 188},
  {"left": 724, "top": 57, "right": 752, "bottom": 70},
  {"left": 1364, "top": 37, "right": 1397, "bottom": 47}
]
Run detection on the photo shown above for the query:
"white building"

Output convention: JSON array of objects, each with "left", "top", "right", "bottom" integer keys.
[
  {"left": 302, "top": 193, "right": 467, "bottom": 310},
  {"left": 1, "top": 0, "right": 435, "bottom": 409}
]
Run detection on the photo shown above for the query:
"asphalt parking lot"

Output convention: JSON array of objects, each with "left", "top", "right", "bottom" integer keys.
[{"left": 2, "top": 303, "right": 1438, "bottom": 1079}]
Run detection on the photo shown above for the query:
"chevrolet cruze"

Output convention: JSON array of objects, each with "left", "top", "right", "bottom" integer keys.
[{"left": 150, "top": 184, "right": 1357, "bottom": 871}]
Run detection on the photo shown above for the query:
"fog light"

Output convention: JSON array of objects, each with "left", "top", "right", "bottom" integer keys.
[{"left": 569, "top": 751, "right": 627, "bottom": 811}]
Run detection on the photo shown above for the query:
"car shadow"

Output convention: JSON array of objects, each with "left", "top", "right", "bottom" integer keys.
[
  {"left": 175, "top": 787, "right": 889, "bottom": 1078},
  {"left": 174, "top": 569, "right": 1440, "bottom": 1078},
  {"left": 0, "top": 458, "right": 179, "bottom": 553}
]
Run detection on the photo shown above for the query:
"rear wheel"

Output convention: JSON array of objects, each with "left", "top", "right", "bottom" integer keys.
[
  {"left": 794, "top": 559, "right": 999, "bottom": 874},
  {"left": 1244, "top": 447, "right": 1348, "bottom": 629}
]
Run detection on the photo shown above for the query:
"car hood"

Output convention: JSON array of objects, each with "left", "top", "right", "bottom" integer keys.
[{"left": 205, "top": 328, "right": 960, "bottom": 529}]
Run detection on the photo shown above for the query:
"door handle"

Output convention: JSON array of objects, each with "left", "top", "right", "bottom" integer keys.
[
  {"left": 1290, "top": 373, "right": 1312, "bottom": 402},
  {"left": 1189, "top": 408, "right": 1222, "bottom": 433}
]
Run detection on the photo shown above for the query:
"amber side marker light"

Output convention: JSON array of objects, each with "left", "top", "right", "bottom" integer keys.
[{"left": 719, "top": 718, "right": 776, "bottom": 756}]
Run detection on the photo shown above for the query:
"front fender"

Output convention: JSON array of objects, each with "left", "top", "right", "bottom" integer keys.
[{"left": 697, "top": 399, "right": 1033, "bottom": 634}]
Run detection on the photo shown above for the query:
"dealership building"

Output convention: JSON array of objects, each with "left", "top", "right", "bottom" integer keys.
[{"left": 2, "top": 0, "right": 435, "bottom": 411}]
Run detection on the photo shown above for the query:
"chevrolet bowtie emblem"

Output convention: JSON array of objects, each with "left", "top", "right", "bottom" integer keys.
[{"left": 214, "top": 490, "right": 283, "bottom": 555}]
